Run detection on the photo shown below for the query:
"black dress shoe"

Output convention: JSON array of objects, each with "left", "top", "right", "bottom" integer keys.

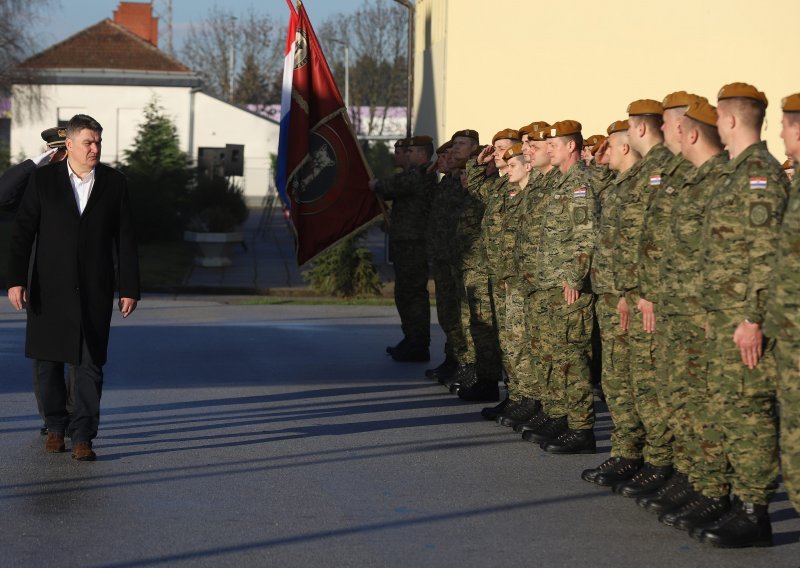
[
  {"left": 515, "top": 410, "right": 550, "bottom": 433},
  {"left": 386, "top": 337, "right": 405, "bottom": 355},
  {"left": 582, "top": 456, "right": 641, "bottom": 485},
  {"left": 659, "top": 494, "right": 730, "bottom": 531},
  {"left": 521, "top": 415, "right": 568, "bottom": 443},
  {"left": 637, "top": 473, "right": 695, "bottom": 513},
  {"left": 481, "top": 398, "right": 510, "bottom": 421},
  {"left": 497, "top": 398, "right": 541, "bottom": 428},
  {"left": 457, "top": 380, "right": 499, "bottom": 402},
  {"left": 613, "top": 464, "right": 673, "bottom": 497},
  {"left": 690, "top": 498, "right": 772, "bottom": 548},
  {"left": 541, "top": 428, "right": 596, "bottom": 454},
  {"left": 391, "top": 340, "right": 430, "bottom": 362}
]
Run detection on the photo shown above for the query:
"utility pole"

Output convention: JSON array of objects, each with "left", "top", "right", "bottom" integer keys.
[{"left": 328, "top": 38, "right": 350, "bottom": 109}]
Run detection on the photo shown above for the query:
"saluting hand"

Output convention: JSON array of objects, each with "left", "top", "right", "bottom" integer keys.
[
  {"left": 118, "top": 297, "right": 138, "bottom": 318},
  {"left": 7, "top": 286, "right": 27, "bottom": 311},
  {"left": 733, "top": 320, "right": 763, "bottom": 370},
  {"left": 477, "top": 145, "right": 494, "bottom": 165}
]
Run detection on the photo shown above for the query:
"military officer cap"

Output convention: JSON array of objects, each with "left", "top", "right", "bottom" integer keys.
[
  {"left": 492, "top": 128, "right": 521, "bottom": 144},
  {"left": 531, "top": 128, "right": 550, "bottom": 141},
  {"left": 782, "top": 93, "right": 800, "bottom": 113},
  {"left": 717, "top": 82, "right": 768, "bottom": 107},
  {"left": 394, "top": 138, "right": 409, "bottom": 148},
  {"left": 662, "top": 91, "right": 707, "bottom": 110},
  {"left": 584, "top": 134, "right": 606, "bottom": 147},
  {"left": 606, "top": 120, "right": 629, "bottom": 135},
  {"left": 548, "top": 120, "right": 582, "bottom": 138},
  {"left": 627, "top": 99, "right": 664, "bottom": 116},
  {"left": 502, "top": 143, "right": 525, "bottom": 161},
  {"left": 451, "top": 129, "right": 480, "bottom": 142},
  {"left": 407, "top": 135, "right": 433, "bottom": 147},
  {"left": 41, "top": 127, "right": 67, "bottom": 149},
  {"left": 437, "top": 140, "right": 453, "bottom": 154},
  {"left": 684, "top": 99, "right": 718, "bottom": 127},
  {"left": 519, "top": 121, "right": 551, "bottom": 138}
]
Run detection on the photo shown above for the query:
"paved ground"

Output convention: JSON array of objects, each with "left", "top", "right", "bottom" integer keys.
[{"left": 1, "top": 297, "right": 798, "bottom": 567}]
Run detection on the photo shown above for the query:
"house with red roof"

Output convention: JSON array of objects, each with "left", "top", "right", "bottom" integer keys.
[{"left": 10, "top": 2, "right": 279, "bottom": 202}]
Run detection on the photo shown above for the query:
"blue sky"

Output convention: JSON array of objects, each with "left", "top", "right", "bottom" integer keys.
[{"left": 33, "top": 0, "right": 368, "bottom": 52}]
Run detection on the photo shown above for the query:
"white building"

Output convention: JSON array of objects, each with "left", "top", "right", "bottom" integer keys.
[{"left": 11, "top": 2, "right": 278, "bottom": 203}]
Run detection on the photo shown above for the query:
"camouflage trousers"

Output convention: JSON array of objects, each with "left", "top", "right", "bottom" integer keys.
[
  {"left": 596, "top": 293, "right": 641, "bottom": 459},
  {"left": 535, "top": 288, "right": 595, "bottom": 430},
  {"left": 774, "top": 338, "right": 800, "bottom": 511},
  {"left": 431, "top": 259, "right": 468, "bottom": 360},
  {"left": 699, "top": 308, "right": 779, "bottom": 505},
  {"left": 496, "top": 280, "right": 535, "bottom": 402},
  {"left": 662, "top": 312, "right": 726, "bottom": 492},
  {"left": 392, "top": 239, "right": 430, "bottom": 344},
  {"left": 626, "top": 292, "right": 673, "bottom": 467},
  {"left": 457, "top": 263, "right": 502, "bottom": 380},
  {"left": 523, "top": 288, "right": 550, "bottom": 410}
]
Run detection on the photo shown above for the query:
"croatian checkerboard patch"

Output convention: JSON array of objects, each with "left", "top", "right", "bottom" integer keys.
[
  {"left": 649, "top": 175, "right": 662, "bottom": 186},
  {"left": 750, "top": 177, "right": 767, "bottom": 189},
  {"left": 573, "top": 187, "right": 587, "bottom": 198}
]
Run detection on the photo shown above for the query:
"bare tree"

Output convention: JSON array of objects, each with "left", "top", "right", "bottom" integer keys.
[
  {"left": 181, "top": 6, "right": 281, "bottom": 102},
  {"left": 0, "top": 0, "right": 54, "bottom": 93},
  {"left": 319, "top": 0, "right": 408, "bottom": 136}
]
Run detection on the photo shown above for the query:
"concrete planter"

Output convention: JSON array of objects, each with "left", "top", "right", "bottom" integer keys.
[{"left": 184, "top": 230, "right": 244, "bottom": 267}]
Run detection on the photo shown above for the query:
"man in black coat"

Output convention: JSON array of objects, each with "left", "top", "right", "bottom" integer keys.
[{"left": 6, "top": 114, "right": 140, "bottom": 461}]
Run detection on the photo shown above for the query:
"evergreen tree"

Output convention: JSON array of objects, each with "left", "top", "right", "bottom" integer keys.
[{"left": 232, "top": 53, "right": 270, "bottom": 105}]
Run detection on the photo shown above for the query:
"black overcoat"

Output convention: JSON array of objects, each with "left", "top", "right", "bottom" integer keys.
[{"left": 6, "top": 160, "right": 140, "bottom": 365}]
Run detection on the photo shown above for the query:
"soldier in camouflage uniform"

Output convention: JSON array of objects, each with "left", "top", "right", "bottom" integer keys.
[
  {"left": 652, "top": 100, "right": 731, "bottom": 526},
  {"left": 609, "top": 100, "right": 674, "bottom": 498},
  {"left": 765, "top": 92, "right": 800, "bottom": 515},
  {"left": 518, "top": 120, "right": 598, "bottom": 454},
  {"left": 689, "top": 83, "right": 789, "bottom": 548},
  {"left": 371, "top": 136, "right": 436, "bottom": 362},
  {"left": 426, "top": 140, "right": 469, "bottom": 381},
  {"left": 582, "top": 120, "right": 644, "bottom": 484}
]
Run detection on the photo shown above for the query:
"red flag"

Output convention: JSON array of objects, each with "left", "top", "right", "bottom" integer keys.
[{"left": 281, "top": 1, "right": 383, "bottom": 266}]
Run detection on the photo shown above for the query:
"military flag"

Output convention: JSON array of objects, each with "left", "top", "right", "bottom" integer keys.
[{"left": 276, "top": 0, "right": 383, "bottom": 266}]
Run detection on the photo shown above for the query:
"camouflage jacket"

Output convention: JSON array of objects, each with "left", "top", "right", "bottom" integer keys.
[
  {"left": 489, "top": 172, "right": 539, "bottom": 283},
  {"left": 613, "top": 143, "right": 673, "bottom": 296},
  {"left": 427, "top": 174, "right": 465, "bottom": 261},
  {"left": 456, "top": 161, "right": 501, "bottom": 267},
  {"left": 515, "top": 168, "right": 560, "bottom": 292},
  {"left": 482, "top": 174, "right": 515, "bottom": 279},
  {"left": 374, "top": 164, "right": 435, "bottom": 241},
  {"left": 660, "top": 152, "right": 727, "bottom": 316},
  {"left": 591, "top": 163, "right": 639, "bottom": 296},
  {"left": 638, "top": 152, "right": 694, "bottom": 304},
  {"left": 530, "top": 161, "right": 598, "bottom": 293},
  {"left": 764, "top": 172, "right": 800, "bottom": 340},
  {"left": 700, "top": 141, "right": 789, "bottom": 321}
]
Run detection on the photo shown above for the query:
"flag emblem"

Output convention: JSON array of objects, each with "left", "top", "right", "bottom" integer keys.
[
  {"left": 750, "top": 177, "right": 767, "bottom": 189},
  {"left": 573, "top": 187, "right": 587, "bottom": 198},
  {"left": 649, "top": 175, "right": 662, "bottom": 186}
]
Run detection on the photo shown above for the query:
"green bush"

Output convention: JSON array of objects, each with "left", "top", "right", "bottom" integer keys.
[
  {"left": 185, "top": 175, "right": 249, "bottom": 232},
  {"left": 303, "top": 232, "right": 381, "bottom": 297}
]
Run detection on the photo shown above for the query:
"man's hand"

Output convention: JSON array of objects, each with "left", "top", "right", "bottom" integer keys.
[
  {"left": 617, "top": 296, "right": 630, "bottom": 331},
  {"left": 733, "top": 320, "right": 764, "bottom": 370},
  {"left": 118, "top": 297, "right": 138, "bottom": 318},
  {"left": 426, "top": 161, "right": 437, "bottom": 175},
  {"left": 594, "top": 139, "right": 609, "bottom": 165},
  {"left": 637, "top": 298, "right": 656, "bottom": 333},
  {"left": 563, "top": 282, "right": 580, "bottom": 305},
  {"left": 477, "top": 145, "right": 494, "bottom": 165},
  {"left": 8, "top": 286, "right": 27, "bottom": 311}
]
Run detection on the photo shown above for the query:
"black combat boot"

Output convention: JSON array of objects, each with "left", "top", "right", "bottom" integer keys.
[
  {"left": 451, "top": 366, "right": 479, "bottom": 393},
  {"left": 441, "top": 363, "right": 473, "bottom": 390},
  {"left": 613, "top": 464, "right": 673, "bottom": 497},
  {"left": 497, "top": 398, "right": 541, "bottom": 428},
  {"left": 690, "top": 497, "right": 772, "bottom": 548},
  {"left": 637, "top": 473, "right": 696, "bottom": 513},
  {"left": 521, "top": 415, "right": 568, "bottom": 443},
  {"left": 541, "top": 428, "right": 596, "bottom": 454},
  {"left": 659, "top": 494, "right": 730, "bottom": 531},
  {"left": 425, "top": 353, "right": 458, "bottom": 380},
  {"left": 386, "top": 337, "right": 407, "bottom": 355},
  {"left": 517, "top": 410, "right": 550, "bottom": 435},
  {"left": 582, "top": 457, "right": 642, "bottom": 485},
  {"left": 457, "top": 380, "right": 499, "bottom": 402},
  {"left": 481, "top": 397, "right": 511, "bottom": 420},
  {"left": 391, "top": 339, "right": 430, "bottom": 362}
]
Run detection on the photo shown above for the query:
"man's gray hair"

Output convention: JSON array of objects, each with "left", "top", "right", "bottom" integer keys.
[{"left": 65, "top": 114, "right": 103, "bottom": 137}]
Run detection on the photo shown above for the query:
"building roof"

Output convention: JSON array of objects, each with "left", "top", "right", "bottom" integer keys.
[{"left": 18, "top": 19, "right": 190, "bottom": 73}]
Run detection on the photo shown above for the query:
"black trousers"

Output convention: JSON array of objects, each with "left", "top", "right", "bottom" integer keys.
[{"left": 35, "top": 338, "right": 103, "bottom": 443}]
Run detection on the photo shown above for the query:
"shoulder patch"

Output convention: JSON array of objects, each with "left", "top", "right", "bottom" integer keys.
[
  {"left": 749, "top": 202, "right": 771, "bottom": 226},
  {"left": 649, "top": 175, "right": 662, "bottom": 186},
  {"left": 573, "top": 206, "right": 588, "bottom": 225},
  {"left": 750, "top": 177, "right": 767, "bottom": 190}
]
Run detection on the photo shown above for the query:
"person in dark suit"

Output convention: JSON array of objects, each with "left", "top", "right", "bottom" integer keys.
[
  {"left": 6, "top": 114, "right": 140, "bottom": 461},
  {"left": 1, "top": 127, "right": 69, "bottom": 435}
]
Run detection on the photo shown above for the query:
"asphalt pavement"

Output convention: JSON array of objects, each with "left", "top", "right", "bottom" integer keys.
[{"left": 0, "top": 297, "right": 798, "bottom": 567}]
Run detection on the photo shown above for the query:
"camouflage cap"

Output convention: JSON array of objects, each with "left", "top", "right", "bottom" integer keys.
[
  {"left": 662, "top": 91, "right": 707, "bottom": 110},
  {"left": 407, "top": 135, "right": 433, "bottom": 147},
  {"left": 627, "top": 99, "right": 664, "bottom": 116},
  {"left": 502, "top": 143, "right": 526, "bottom": 161},
  {"left": 684, "top": 99, "right": 718, "bottom": 127},
  {"left": 607, "top": 120, "right": 629, "bottom": 135},
  {"left": 584, "top": 134, "right": 606, "bottom": 147},
  {"left": 519, "top": 121, "right": 551, "bottom": 138},
  {"left": 717, "top": 82, "right": 768, "bottom": 107},
  {"left": 41, "top": 127, "right": 67, "bottom": 149},
  {"left": 782, "top": 93, "right": 800, "bottom": 112},
  {"left": 492, "top": 128, "right": 521, "bottom": 144},
  {"left": 437, "top": 140, "right": 453, "bottom": 154},
  {"left": 451, "top": 129, "right": 480, "bottom": 142},
  {"left": 548, "top": 120, "right": 582, "bottom": 138}
]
